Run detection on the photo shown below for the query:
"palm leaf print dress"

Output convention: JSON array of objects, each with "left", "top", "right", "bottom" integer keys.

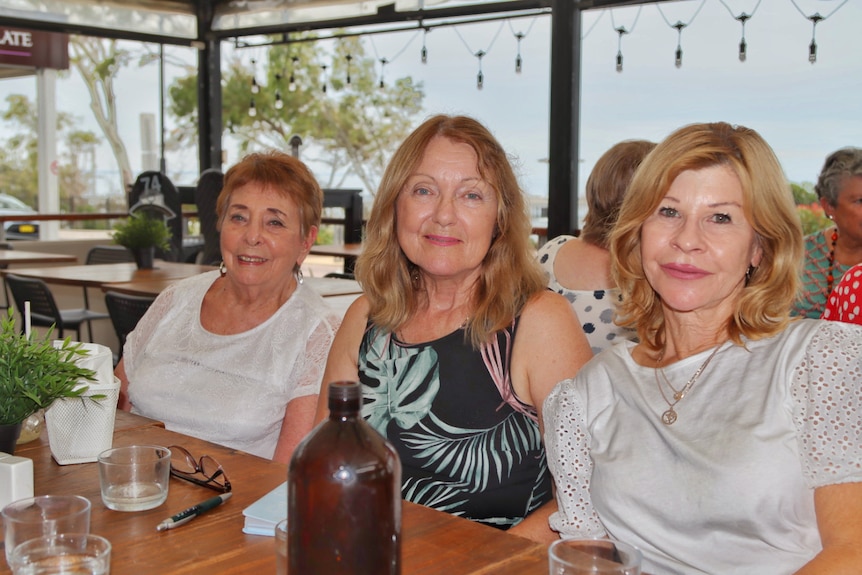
[{"left": 359, "top": 321, "right": 552, "bottom": 530}]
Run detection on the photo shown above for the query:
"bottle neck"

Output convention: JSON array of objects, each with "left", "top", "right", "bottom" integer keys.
[{"left": 327, "top": 381, "right": 362, "bottom": 419}]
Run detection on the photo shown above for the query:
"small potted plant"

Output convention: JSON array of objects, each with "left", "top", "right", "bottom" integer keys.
[
  {"left": 0, "top": 310, "right": 97, "bottom": 455},
  {"left": 112, "top": 213, "right": 172, "bottom": 269}
]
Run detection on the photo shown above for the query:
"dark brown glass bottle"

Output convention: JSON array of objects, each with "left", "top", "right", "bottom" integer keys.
[{"left": 287, "top": 381, "right": 402, "bottom": 575}]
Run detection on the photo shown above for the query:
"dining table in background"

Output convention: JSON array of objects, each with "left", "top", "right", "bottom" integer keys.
[
  {"left": 309, "top": 242, "right": 363, "bottom": 274},
  {"left": 0, "top": 249, "right": 77, "bottom": 267},
  {"left": 0, "top": 415, "right": 549, "bottom": 575},
  {"left": 0, "top": 262, "right": 216, "bottom": 290}
]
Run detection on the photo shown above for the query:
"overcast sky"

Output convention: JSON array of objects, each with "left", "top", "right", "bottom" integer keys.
[{"left": 1, "top": 0, "right": 859, "bottom": 203}]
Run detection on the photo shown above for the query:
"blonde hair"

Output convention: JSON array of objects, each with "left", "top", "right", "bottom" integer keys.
[
  {"left": 357, "top": 115, "right": 545, "bottom": 348},
  {"left": 609, "top": 122, "right": 803, "bottom": 351}
]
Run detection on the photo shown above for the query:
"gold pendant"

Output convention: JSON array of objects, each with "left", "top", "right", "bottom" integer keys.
[{"left": 661, "top": 408, "right": 677, "bottom": 425}]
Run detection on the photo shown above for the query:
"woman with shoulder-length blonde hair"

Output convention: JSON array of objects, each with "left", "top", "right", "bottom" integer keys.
[
  {"left": 544, "top": 122, "right": 862, "bottom": 574},
  {"left": 318, "top": 114, "right": 592, "bottom": 541}
]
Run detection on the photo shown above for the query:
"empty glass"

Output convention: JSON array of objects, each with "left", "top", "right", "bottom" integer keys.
[
  {"left": 1, "top": 495, "right": 91, "bottom": 564},
  {"left": 548, "top": 538, "right": 642, "bottom": 575}
]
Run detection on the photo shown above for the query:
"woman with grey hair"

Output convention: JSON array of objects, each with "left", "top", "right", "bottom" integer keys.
[{"left": 792, "top": 146, "right": 862, "bottom": 317}]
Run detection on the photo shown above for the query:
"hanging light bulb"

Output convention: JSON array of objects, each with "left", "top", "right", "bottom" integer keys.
[
  {"left": 421, "top": 29, "right": 429, "bottom": 64},
  {"left": 735, "top": 14, "right": 750, "bottom": 63},
  {"left": 321, "top": 65, "right": 328, "bottom": 93},
  {"left": 250, "top": 58, "right": 260, "bottom": 94},
  {"left": 673, "top": 22, "right": 685, "bottom": 69},
  {"left": 378, "top": 58, "right": 388, "bottom": 90},
  {"left": 808, "top": 14, "right": 823, "bottom": 64},
  {"left": 476, "top": 51, "right": 485, "bottom": 90},
  {"left": 514, "top": 32, "right": 524, "bottom": 74},
  {"left": 615, "top": 27, "right": 628, "bottom": 73},
  {"left": 248, "top": 98, "right": 257, "bottom": 117},
  {"left": 288, "top": 56, "right": 298, "bottom": 92},
  {"left": 275, "top": 90, "right": 283, "bottom": 110},
  {"left": 345, "top": 54, "right": 353, "bottom": 85}
]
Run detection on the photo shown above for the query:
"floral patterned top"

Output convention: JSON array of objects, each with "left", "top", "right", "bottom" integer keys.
[{"left": 358, "top": 321, "right": 552, "bottom": 530}]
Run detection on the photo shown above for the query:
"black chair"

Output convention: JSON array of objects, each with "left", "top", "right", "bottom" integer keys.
[
  {"left": 194, "top": 169, "right": 224, "bottom": 266},
  {"left": 103, "top": 291, "right": 156, "bottom": 362},
  {"left": 5, "top": 273, "right": 110, "bottom": 342},
  {"left": 86, "top": 245, "right": 135, "bottom": 265},
  {"left": 0, "top": 242, "right": 12, "bottom": 311}
]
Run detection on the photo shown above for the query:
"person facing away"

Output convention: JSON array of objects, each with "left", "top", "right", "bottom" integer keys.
[
  {"left": 792, "top": 146, "right": 862, "bottom": 318},
  {"left": 117, "top": 150, "right": 341, "bottom": 463},
  {"left": 543, "top": 122, "right": 862, "bottom": 574},
  {"left": 822, "top": 262, "right": 862, "bottom": 325},
  {"left": 315, "top": 114, "right": 592, "bottom": 541},
  {"left": 537, "top": 139, "right": 655, "bottom": 353}
]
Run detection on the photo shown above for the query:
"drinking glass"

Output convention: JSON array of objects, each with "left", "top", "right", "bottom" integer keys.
[
  {"left": 8, "top": 533, "right": 111, "bottom": 575},
  {"left": 548, "top": 538, "right": 642, "bottom": 575},
  {"left": 275, "top": 518, "right": 288, "bottom": 575},
  {"left": 97, "top": 445, "right": 170, "bottom": 511},
  {"left": 1, "top": 495, "right": 91, "bottom": 564}
]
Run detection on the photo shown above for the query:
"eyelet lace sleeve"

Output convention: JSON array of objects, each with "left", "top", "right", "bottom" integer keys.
[
  {"left": 791, "top": 321, "right": 862, "bottom": 487},
  {"left": 543, "top": 379, "right": 607, "bottom": 538}
]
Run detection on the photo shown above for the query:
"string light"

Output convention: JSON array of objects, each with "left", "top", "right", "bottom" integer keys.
[
  {"left": 719, "top": 0, "right": 762, "bottom": 63},
  {"left": 656, "top": 0, "right": 706, "bottom": 69},
  {"left": 789, "top": 0, "right": 849, "bottom": 64},
  {"left": 345, "top": 54, "right": 353, "bottom": 85},
  {"left": 250, "top": 58, "right": 260, "bottom": 93},
  {"left": 508, "top": 18, "right": 536, "bottom": 74},
  {"left": 274, "top": 71, "right": 284, "bottom": 109},
  {"left": 288, "top": 56, "right": 298, "bottom": 92},
  {"left": 321, "top": 64, "right": 328, "bottom": 93},
  {"left": 378, "top": 57, "right": 388, "bottom": 89},
  {"left": 610, "top": 7, "right": 641, "bottom": 73},
  {"left": 421, "top": 28, "right": 429, "bottom": 64},
  {"left": 454, "top": 22, "right": 504, "bottom": 90},
  {"left": 248, "top": 97, "right": 256, "bottom": 117}
]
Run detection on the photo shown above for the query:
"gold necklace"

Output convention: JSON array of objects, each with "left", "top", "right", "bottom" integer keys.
[{"left": 654, "top": 344, "right": 722, "bottom": 425}]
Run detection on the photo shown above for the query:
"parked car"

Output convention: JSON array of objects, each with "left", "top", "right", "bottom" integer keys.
[{"left": 0, "top": 193, "right": 39, "bottom": 240}]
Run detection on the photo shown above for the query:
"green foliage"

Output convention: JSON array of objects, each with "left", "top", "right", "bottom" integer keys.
[
  {"left": 112, "top": 213, "right": 172, "bottom": 250},
  {"left": 797, "top": 202, "right": 832, "bottom": 236},
  {"left": 791, "top": 182, "right": 817, "bottom": 205},
  {"left": 0, "top": 310, "right": 97, "bottom": 425}
]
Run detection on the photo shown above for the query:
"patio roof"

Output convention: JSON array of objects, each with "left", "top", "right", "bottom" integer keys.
[{"left": 0, "top": 0, "right": 665, "bottom": 237}]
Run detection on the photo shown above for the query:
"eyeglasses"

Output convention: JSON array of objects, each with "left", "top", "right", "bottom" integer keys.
[{"left": 168, "top": 445, "right": 232, "bottom": 493}]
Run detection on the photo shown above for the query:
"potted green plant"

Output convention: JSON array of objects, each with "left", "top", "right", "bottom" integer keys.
[
  {"left": 0, "top": 310, "right": 97, "bottom": 455},
  {"left": 112, "top": 213, "right": 172, "bottom": 269}
]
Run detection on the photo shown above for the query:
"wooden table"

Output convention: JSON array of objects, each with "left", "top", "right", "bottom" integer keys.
[
  {"left": 102, "top": 276, "right": 363, "bottom": 299},
  {"left": 0, "top": 262, "right": 215, "bottom": 289},
  {"left": 0, "top": 250, "right": 77, "bottom": 266},
  {"left": 310, "top": 243, "right": 362, "bottom": 274},
  {"left": 0, "top": 421, "right": 548, "bottom": 574}
]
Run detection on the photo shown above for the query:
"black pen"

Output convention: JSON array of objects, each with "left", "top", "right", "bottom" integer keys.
[{"left": 156, "top": 492, "right": 232, "bottom": 532}]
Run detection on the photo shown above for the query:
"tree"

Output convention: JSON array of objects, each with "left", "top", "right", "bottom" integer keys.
[
  {"left": 0, "top": 94, "right": 99, "bottom": 210},
  {"left": 168, "top": 35, "right": 425, "bottom": 193},
  {"left": 68, "top": 36, "right": 135, "bottom": 192}
]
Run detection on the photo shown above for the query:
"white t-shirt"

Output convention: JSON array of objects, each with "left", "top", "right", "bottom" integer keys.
[
  {"left": 125, "top": 270, "right": 341, "bottom": 459},
  {"left": 544, "top": 318, "right": 862, "bottom": 575}
]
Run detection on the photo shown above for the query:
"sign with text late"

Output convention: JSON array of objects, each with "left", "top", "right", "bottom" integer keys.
[{"left": 0, "top": 27, "right": 69, "bottom": 70}]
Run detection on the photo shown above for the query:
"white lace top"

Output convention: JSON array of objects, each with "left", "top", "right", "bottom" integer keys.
[
  {"left": 125, "top": 271, "right": 341, "bottom": 459},
  {"left": 536, "top": 236, "right": 637, "bottom": 354},
  {"left": 544, "top": 319, "right": 862, "bottom": 575}
]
